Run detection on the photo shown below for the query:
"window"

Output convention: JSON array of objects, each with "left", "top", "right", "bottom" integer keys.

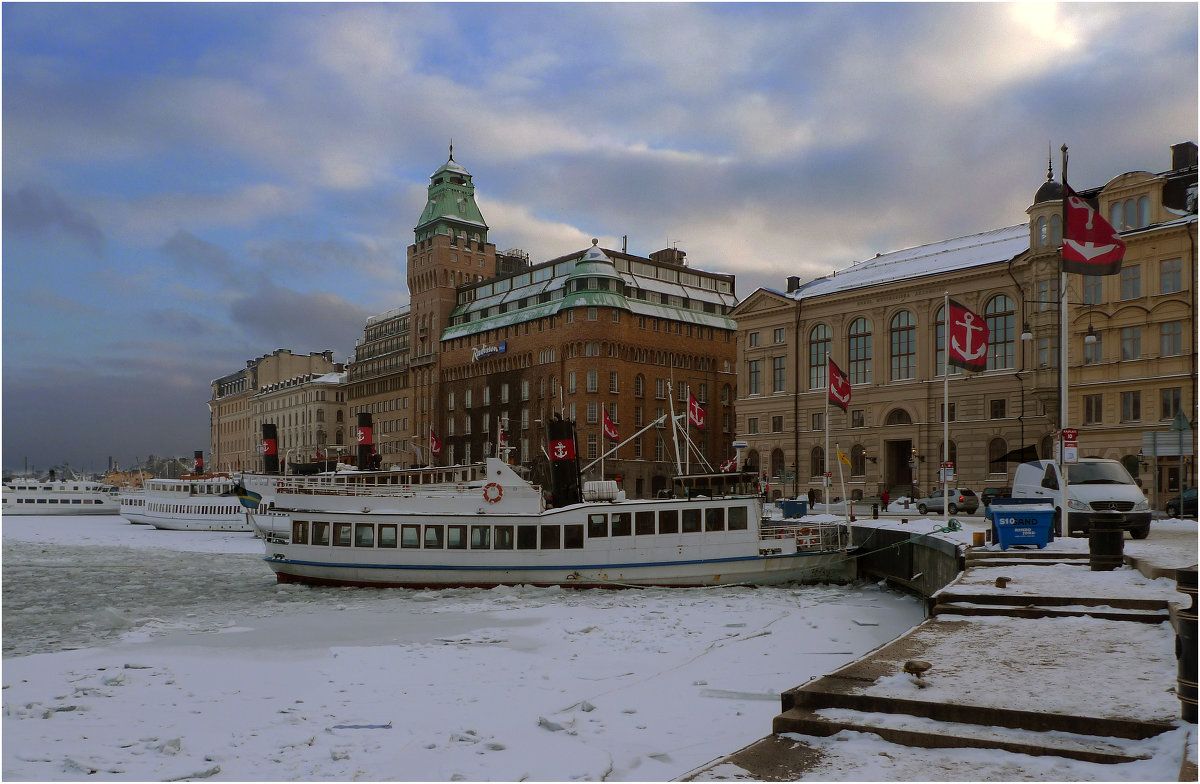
[
  {"left": 729, "top": 507, "right": 748, "bottom": 530},
  {"left": 985, "top": 295, "right": 1015, "bottom": 370},
  {"left": 1162, "top": 321, "right": 1183, "bottom": 356},
  {"left": 1161, "top": 258, "right": 1183, "bottom": 294},
  {"left": 564, "top": 525, "right": 584, "bottom": 549},
  {"left": 634, "top": 375, "right": 644, "bottom": 397},
  {"left": 810, "top": 446, "right": 825, "bottom": 477},
  {"left": 610, "top": 371, "right": 619, "bottom": 394},
  {"left": 749, "top": 332, "right": 760, "bottom": 347},
  {"left": 682, "top": 509, "right": 701, "bottom": 533},
  {"left": 333, "top": 522, "right": 352, "bottom": 547},
  {"left": 772, "top": 415, "right": 783, "bottom": 432},
  {"left": 848, "top": 317, "right": 872, "bottom": 384},
  {"left": 773, "top": 327, "right": 785, "bottom": 343},
  {"left": 655, "top": 378, "right": 666, "bottom": 399},
  {"left": 1082, "top": 275, "right": 1103, "bottom": 305},
  {"left": 378, "top": 525, "right": 397, "bottom": 548},
  {"left": 635, "top": 511, "right": 655, "bottom": 535},
  {"left": 747, "top": 360, "right": 762, "bottom": 395},
  {"left": 747, "top": 417, "right": 758, "bottom": 435},
  {"left": 355, "top": 523, "right": 374, "bottom": 547},
  {"left": 940, "top": 402, "right": 956, "bottom": 422},
  {"left": 988, "top": 438, "right": 1008, "bottom": 475},
  {"left": 1084, "top": 331, "right": 1099, "bottom": 364},
  {"left": 934, "top": 305, "right": 963, "bottom": 377},
  {"left": 424, "top": 525, "right": 444, "bottom": 548},
  {"left": 851, "top": 409, "right": 865, "bottom": 428},
  {"left": 1120, "top": 265, "right": 1141, "bottom": 300},
  {"left": 586, "top": 370, "right": 598, "bottom": 393},
  {"left": 401, "top": 524, "right": 420, "bottom": 548},
  {"left": 1121, "top": 391, "right": 1141, "bottom": 422},
  {"left": 1161, "top": 388, "right": 1182, "bottom": 420},
  {"left": 990, "top": 399, "right": 1007, "bottom": 419},
  {"left": 611, "top": 513, "right": 631, "bottom": 536},
  {"left": 1084, "top": 394, "right": 1103, "bottom": 425},
  {"left": 851, "top": 445, "right": 866, "bottom": 476},
  {"left": 705, "top": 508, "right": 725, "bottom": 531},
  {"left": 311, "top": 521, "right": 330, "bottom": 546},
  {"left": 809, "top": 324, "right": 830, "bottom": 389},
  {"left": 1036, "top": 278, "right": 1058, "bottom": 311},
  {"left": 658, "top": 510, "right": 679, "bottom": 534},
  {"left": 494, "top": 525, "right": 514, "bottom": 549},
  {"left": 517, "top": 525, "right": 538, "bottom": 550},
  {"left": 292, "top": 520, "right": 309, "bottom": 545},
  {"left": 540, "top": 525, "right": 560, "bottom": 549},
  {"left": 889, "top": 311, "right": 915, "bottom": 380},
  {"left": 773, "top": 356, "right": 786, "bottom": 393},
  {"left": 588, "top": 513, "right": 607, "bottom": 538},
  {"left": 812, "top": 412, "right": 824, "bottom": 431},
  {"left": 1121, "top": 327, "right": 1141, "bottom": 360}
]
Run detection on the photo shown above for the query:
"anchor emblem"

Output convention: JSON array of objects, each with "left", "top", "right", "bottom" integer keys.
[
  {"left": 1064, "top": 195, "right": 1121, "bottom": 261},
  {"left": 951, "top": 311, "right": 986, "bottom": 362}
]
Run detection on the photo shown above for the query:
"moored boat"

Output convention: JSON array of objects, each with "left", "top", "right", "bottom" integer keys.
[
  {"left": 2, "top": 473, "right": 121, "bottom": 516},
  {"left": 251, "top": 418, "right": 853, "bottom": 588},
  {"left": 124, "top": 472, "right": 280, "bottom": 531}
]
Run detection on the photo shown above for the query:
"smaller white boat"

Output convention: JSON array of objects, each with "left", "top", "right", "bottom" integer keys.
[
  {"left": 124, "top": 473, "right": 279, "bottom": 531},
  {"left": 2, "top": 474, "right": 121, "bottom": 516}
]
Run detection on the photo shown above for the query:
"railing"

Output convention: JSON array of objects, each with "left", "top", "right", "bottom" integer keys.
[{"left": 760, "top": 521, "right": 849, "bottom": 553}]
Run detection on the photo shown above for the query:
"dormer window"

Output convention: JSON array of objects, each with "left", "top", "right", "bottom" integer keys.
[{"left": 1110, "top": 196, "right": 1151, "bottom": 231}]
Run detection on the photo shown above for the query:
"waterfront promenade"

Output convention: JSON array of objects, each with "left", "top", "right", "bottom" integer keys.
[{"left": 686, "top": 515, "right": 1197, "bottom": 781}]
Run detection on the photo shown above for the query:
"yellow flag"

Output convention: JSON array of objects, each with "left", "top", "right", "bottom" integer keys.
[{"left": 837, "top": 447, "right": 851, "bottom": 466}]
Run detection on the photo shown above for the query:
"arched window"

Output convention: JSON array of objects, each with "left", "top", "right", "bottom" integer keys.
[
  {"left": 810, "top": 446, "right": 825, "bottom": 478},
  {"left": 808, "top": 324, "right": 830, "bottom": 390},
  {"left": 938, "top": 440, "right": 958, "bottom": 468},
  {"left": 934, "top": 305, "right": 963, "bottom": 377},
  {"left": 1137, "top": 196, "right": 1150, "bottom": 228},
  {"left": 1124, "top": 199, "right": 1136, "bottom": 230},
  {"left": 1110, "top": 201, "right": 1123, "bottom": 231},
  {"left": 1040, "top": 434, "right": 1054, "bottom": 459},
  {"left": 634, "top": 374, "right": 645, "bottom": 397},
  {"left": 985, "top": 295, "right": 1016, "bottom": 370},
  {"left": 1049, "top": 214, "right": 1062, "bottom": 246},
  {"left": 848, "top": 318, "right": 872, "bottom": 384},
  {"left": 851, "top": 444, "right": 866, "bottom": 477},
  {"left": 1036, "top": 217, "right": 1048, "bottom": 246},
  {"left": 746, "top": 449, "right": 760, "bottom": 474},
  {"left": 988, "top": 437, "right": 1009, "bottom": 475},
  {"left": 889, "top": 311, "right": 916, "bottom": 381},
  {"left": 771, "top": 448, "right": 786, "bottom": 479},
  {"left": 885, "top": 409, "right": 912, "bottom": 426}
]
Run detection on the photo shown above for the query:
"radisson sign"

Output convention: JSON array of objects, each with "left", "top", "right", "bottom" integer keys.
[{"left": 472, "top": 341, "right": 507, "bottom": 362}]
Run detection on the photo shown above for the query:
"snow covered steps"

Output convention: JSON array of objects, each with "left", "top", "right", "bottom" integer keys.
[
  {"left": 966, "top": 549, "right": 1094, "bottom": 568},
  {"left": 930, "top": 592, "right": 1170, "bottom": 622},
  {"left": 772, "top": 676, "right": 1172, "bottom": 765}
]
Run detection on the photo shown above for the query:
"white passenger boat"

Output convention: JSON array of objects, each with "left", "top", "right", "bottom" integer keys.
[
  {"left": 124, "top": 473, "right": 280, "bottom": 531},
  {"left": 2, "top": 474, "right": 121, "bottom": 515},
  {"left": 251, "top": 454, "right": 854, "bottom": 589}
]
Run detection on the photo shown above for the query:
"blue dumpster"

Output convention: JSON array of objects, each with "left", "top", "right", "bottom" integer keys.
[
  {"left": 987, "top": 500, "right": 1054, "bottom": 549},
  {"left": 780, "top": 499, "right": 808, "bottom": 519}
]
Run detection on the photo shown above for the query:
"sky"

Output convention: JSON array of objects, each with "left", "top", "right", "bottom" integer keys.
[
  {"left": 3, "top": 512, "right": 1195, "bottom": 780},
  {"left": 3, "top": 2, "right": 1197, "bottom": 473}
]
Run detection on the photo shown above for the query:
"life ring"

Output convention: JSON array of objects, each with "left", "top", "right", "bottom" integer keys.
[
  {"left": 276, "top": 480, "right": 283, "bottom": 490},
  {"left": 798, "top": 527, "right": 813, "bottom": 538},
  {"left": 483, "top": 483, "right": 503, "bottom": 503}
]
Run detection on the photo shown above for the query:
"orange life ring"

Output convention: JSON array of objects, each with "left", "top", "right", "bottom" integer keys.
[
  {"left": 276, "top": 480, "right": 283, "bottom": 490},
  {"left": 483, "top": 483, "right": 503, "bottom": 503},
  {"left": 798, "top": 527, "right": 813, "bottom": 537}
]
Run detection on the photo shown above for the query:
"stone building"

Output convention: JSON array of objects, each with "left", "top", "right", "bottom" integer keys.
[
  {"left": 252, "top": 368, "right": 348, "bottom": 473},
  {"left": 731, "top": 142, "right": 1196, "bottom": 509},
  {"left": 207, "top": 349, "right": 341, "bottom": 473}
]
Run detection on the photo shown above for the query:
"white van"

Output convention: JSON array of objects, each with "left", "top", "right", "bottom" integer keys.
[{"left": 1011, "top": 458, "right": 1151, "bottom": 539}]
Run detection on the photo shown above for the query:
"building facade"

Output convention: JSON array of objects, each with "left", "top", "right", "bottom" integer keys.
[
  {"left": 207, "top": 349, "right": 341, "bottom": 473},
  {"left": 345, "top": 306, "right": 413, "bottom": 465},
  {"left": 252, "top": 368, "right": 348, "bottom": 472},
  {"left": 732, "top": 142, "right": 1196, "bottom": 509}
]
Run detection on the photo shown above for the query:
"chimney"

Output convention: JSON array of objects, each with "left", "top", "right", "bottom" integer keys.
[
  {"left": 1171, "top": 142, "right": 1197, "bottom": 171},
  {"left": 786, "top": 275, "right": 802, "bottom": 293},
  {"left": 649, "top": 247, "right": 687, "bottom": 266}
]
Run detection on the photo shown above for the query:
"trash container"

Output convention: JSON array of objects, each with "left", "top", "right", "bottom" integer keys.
[
  {"left": 780, "top": 499, "right": 808, "bottom": 519},
  {"left": 1089, "top": 525, "right": 1124, "bottom": 571},
  {"left": 987, "top": 500, "right": 1054, "bottom": 550}
]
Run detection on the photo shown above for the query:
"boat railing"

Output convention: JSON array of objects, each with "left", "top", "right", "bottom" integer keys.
[
  {"left": 760, "top": 521, "right": 848, "bottom": 552},
  {"left": 274, "top": 480, "right": 539, "bottom": 500}
]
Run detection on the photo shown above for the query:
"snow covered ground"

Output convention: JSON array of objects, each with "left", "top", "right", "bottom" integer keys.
[{"left": 2, "top": 514, "right": 925, "bottom": 781}]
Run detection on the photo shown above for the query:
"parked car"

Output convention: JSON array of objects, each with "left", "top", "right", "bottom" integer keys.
[
  {"left": 1011, "top": 458, "right": 1151, "bottom": 538},
  {"left": 1166, "top": 488, "right": 1197, "bottom": 519},
  {"left": 916, "top": 488, "right": 979, "bottom": 515},
  {"left": 980, "top": 487, "right": 1012, "bottom": 507}
]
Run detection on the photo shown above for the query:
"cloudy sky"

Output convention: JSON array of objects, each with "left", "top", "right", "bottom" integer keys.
[{"left": 3, "top": 2, "right": 1196, "bottom": 473}]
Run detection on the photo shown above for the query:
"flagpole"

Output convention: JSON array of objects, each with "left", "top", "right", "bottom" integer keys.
[
  {"left": 943, "top": 292, "right": 950, "bottom": 524},
  {"left": 824, "top": 370, "right": 830, "bottom": 515},
  {"left": 1059, "top": 145, "right": 1070, "bottom": 534}
]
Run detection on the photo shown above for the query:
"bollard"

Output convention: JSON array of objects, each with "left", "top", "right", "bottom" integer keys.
[
  {"left": 1088, "top": 525, "right": 1124, "bottom": 571},
  {"left": 1177, "top": 565, "right": 1197, "bottom": 723},
  {"left": 872, "top": 503, "right": 879, "bottom": 519}
]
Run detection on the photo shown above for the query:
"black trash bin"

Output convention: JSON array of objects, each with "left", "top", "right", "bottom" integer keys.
[
  {"left": 1088, "top": 525, "right": 1124, "bottom": 571},
  {"left": 1177, "top": 566, "right": 1197, "bottom": 723}
]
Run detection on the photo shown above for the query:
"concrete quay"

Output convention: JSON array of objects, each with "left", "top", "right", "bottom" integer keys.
[{"left": 683, "top": 516, "right": 1197, "bottom": 781}]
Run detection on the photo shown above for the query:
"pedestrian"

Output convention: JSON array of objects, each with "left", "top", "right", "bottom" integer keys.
[
  {"left": 807, "top": 487, "right": 816, "bottom": 507},
  {"left": 881, "top": 490, "right": 890, "bottom": 510}
]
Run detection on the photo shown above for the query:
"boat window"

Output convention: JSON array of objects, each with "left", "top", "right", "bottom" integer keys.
[
  {"left": 447, "top": 525, "right": 467, "bottom": 549},
  {"left": 517, "top": 525, "right": 538, "bottom": 550},
  {"left": 540, "top": 525, "right": 560, "bottom": 549},
  {"left": 611, "top": 513, "right": 631, "bottom": 536},
  {"left": 401, "top": 524, "right": 421, "bottom": 548},
  {"left": 292, "top": 520, "right": 309, "bottom": 544},
  {"left": 379, "top": 524, "right": 398, "bottom": 548},
  {"left": 588, "top": 514, "right": 608, "bottom": 537},
  {"left": 424, "top": 525, "right": 444, "bottom": 549},
  {"left": 682, "top": 508, "right": 702, "bottom": 533},
  {"left": 564, "top": 524, "right": 584, "bottom": 549},
  {"left": 333, "top": 522, "right": 353, "bottom": 547},
  {"left": 355, "top": 523, "right": 374, "bottom": 547},
  {"left": 705, "top": 508, "right": 725, "bottom": 531},
  {"left": 470, "top": 525, "right": 492, "bottom": 549},
  {"left": 635, "top": 511, "right": 655, "bottom": 535},
  {"left": 659, "top": 509, "right": 679, "bottom": 534},
  {"left": 729, "top": 506, "right": 748, "bottom": 530},
  {"left": 494, "top": 525, "right": 514, "bottom": 550}
]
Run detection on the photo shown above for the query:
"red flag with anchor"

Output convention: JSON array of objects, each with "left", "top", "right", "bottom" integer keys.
[
  {"left": 602, "top": 407, "right": 619, "bottom": 441},
  {"left": 719, "top": 457, "right": 737, "bottom": 472},
  {"left": 549, "top": 438, "right": 576, "bottom": 462},
  {"left": 1062, "top": 184, "right": 1125, "bottom": 276},
  {"left": 687, "top": 393, "right": 706, "bottom": 429},
  {"left": 827, "top": 358, "right": 851, "bottom": 412},
  {"left": 429, "top": 430, "right": 442, "bottom": 456},
  {"left": 947, "top": 298, "right": 989, "bottom": 372}
]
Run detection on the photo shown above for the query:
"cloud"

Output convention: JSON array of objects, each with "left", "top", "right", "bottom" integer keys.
[
  {"left": 159, "top": 229, "right": 239, "bottom": 281},
  {"left": 3, "top": 183, "right": 104, "bottom": 255},
  {"left": 229, "top": 282, "right": 371, "bottom": 355}
]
